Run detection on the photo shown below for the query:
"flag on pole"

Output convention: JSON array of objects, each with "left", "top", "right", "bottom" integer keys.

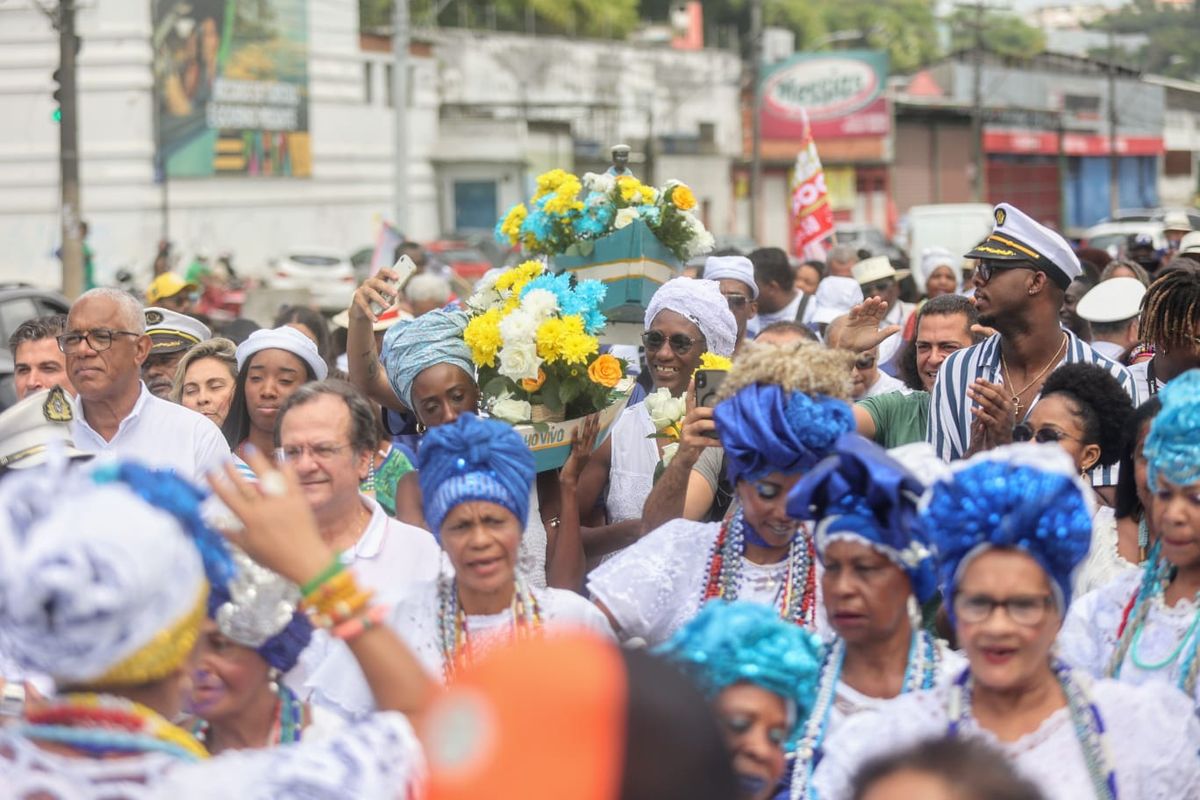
[
  {"left": 370, "top": 220, "right": 405, "bottom": 276},
  {"left": 789, "top": 109, "right": 835, "bottom": 260}
]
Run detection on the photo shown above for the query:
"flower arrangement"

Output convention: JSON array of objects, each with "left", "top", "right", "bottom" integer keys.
[
  {"left": 496, "top": 169, "right": 715, "bottom": 262},
  {"left": 463, "top": 259, "right": 626, "bottom": 425},
  {"left": 644, "top": 353, "right": 734, "bottom": 473}
]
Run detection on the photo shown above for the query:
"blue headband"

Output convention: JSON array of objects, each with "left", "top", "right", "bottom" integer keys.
[
  {"left": 655, "top": 601, "right": 823, "bottom": 744},
  {"left": 381, "top": 308, "right": 475, "bottom": 411},
  {"left": 205, "top": 584, "right": 313, "bottom": 673},
  {"left": 1145, "top": 368, "right": 1200, "bottom": 492},
  {"left": 921, "top": 454, "right": 1092, "bottom": 622},
  {"left": 715, "top": 383, "right": 854, "bottom": 485},
  {"left": 787, "top": 435, "right": 938, "bottom": 604},
  {"left": 418, "top": 413, "right": 535, "bottom": 536}
]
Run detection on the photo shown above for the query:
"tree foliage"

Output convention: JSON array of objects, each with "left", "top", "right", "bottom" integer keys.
[
  {"left": 947, "top": 8, "right": 1046, "bottom": 59},
  {"left": 359, "top": 0, "right": 639, "bottom": 39},
  {"left": 1090, "top": 5, "right": 1200, "bottom": 80}
]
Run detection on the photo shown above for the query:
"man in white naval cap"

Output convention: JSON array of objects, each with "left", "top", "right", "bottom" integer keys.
[
  {"left": 702, "top": 255, "right": 758, "bottom": 350},
  {"left": 1076, "top": 276, "right": 1146, "bottom": 362},
  {"left": 0, "top": 386, "right": 89, "bottom": 477},
  {"left": 141, "top": 307, "right": 212, "bottom": 398},
  {"left": 927, "top": 203, "right": 1139, "bottom": 489}
]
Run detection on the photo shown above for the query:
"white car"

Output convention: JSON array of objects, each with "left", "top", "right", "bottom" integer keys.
[
  {"left": 268, "top": 248, "right": 357, "bottom": 312},
  {"left": 1081, "top": 222, "right": 1165, "bottom": 259}
]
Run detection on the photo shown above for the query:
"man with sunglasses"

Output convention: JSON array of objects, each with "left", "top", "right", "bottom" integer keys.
[
  {"left": 851, "top": 255, "right": 914, "bottom": 377},
  {"left": 927, "top": 204, "right": 1138, "bottom": 488},
  {"left": 64, "top": 289, "right": 228, "bottom": 483},
  {"left": 702, "top": 255, "right": 758, "bottom": 350}
]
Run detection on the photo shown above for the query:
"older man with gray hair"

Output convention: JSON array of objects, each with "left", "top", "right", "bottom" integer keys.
[
  {"left": 826, "top": 244, "right": 859, "bottom": 279},
  {"left": 64, "top": 288, "right": 228, "bottom": 482}
]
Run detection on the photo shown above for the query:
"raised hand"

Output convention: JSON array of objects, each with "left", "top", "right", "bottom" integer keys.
[{"left": 829, "top": 296, "right": 901, "bottom": 353}]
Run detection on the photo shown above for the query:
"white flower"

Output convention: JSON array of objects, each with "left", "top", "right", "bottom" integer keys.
[
  {"left": 499, "top": 309, "right": 537, "bottom": 346},
  {"left": 498, "top": 341, "right": 543, "bottom": 382},
  {"left": 613, "top": 207, "right": 639, "bottom": 230},
  {"left": 490, "top": 392, "right": 532, "bottom": 424},
  {"left": 661, "top": 442, "right": 680, "bottom": 467},
  {"left": 466, "top": 270, "right": 502, "bottom": 311},
  {"left": 583, "top": 172, "right": 615, "bottom": 194},
  {"left": 521, "top": 288, "right": 560, "bottom": 322},
  {"left": 644, "top": 387, "right": 686, "bottom": 432}
]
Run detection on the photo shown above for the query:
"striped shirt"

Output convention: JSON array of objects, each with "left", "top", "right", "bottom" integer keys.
[{"left": 927, "top": 329, "right": 1141, "bottom": 485}]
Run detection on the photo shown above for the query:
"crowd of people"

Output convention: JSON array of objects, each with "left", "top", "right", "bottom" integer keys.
[{"left": 2, "top": 200, "right": 1200, "bottom": 799}]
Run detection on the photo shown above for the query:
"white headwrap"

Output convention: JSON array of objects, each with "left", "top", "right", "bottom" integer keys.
[
  {"left": 703, "top": 256, "right": 759, "bottom": 299},
  {"left": 235, "top": 326, "right": 328, "bottom": 380},
  {"left": 812, "top": 276, "right": 864, "bottom": 325},
  {"left": 920, "top": 247, "right": 962, "bottom": 293},
  {"left": 644, "top": 277, "right": 738, "bottom": 357},
  {"left": 0, "top": 458, "right": 206, "bottom": 684}
]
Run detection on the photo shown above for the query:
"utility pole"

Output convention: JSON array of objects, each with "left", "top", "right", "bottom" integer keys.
[
  {"left": 392, "top": 0, "right": 410, "bottom": 235},
  {"left": 748, "top": 0, "right": 763, "bottom": 242},
  {"left": 1107, "top": 22, "right": 1120, "bottom": 218},
  {"left": 968, "top": 1, "right": 986, "bottom": 203},
  {"left": 55, "top": 0, "right": 83, "bottom": 298}
]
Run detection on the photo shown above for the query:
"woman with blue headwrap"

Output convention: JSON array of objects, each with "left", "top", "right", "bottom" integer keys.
[
  {"left": 588, "top": 340, "right": 856, "bottom": 646},
  {"left": 304, "top": 414, "right": 612, "bottom": 714},
  {"left": 813, "top": 444, "right": 1200, "bottom": 800},
  {"left": 656, "top": 602, "right": 823, "bottom": 800},
  {"left": 1061, "top": 369, "right": 1200, "bottom": 706},
  {"left": 783, "top": 435, "right": 964, "bottom": 800}
]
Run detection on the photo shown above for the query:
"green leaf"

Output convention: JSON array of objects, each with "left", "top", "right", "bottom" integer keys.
[{"left": 482, "top": 375, "right": 517, "bottom": 399}]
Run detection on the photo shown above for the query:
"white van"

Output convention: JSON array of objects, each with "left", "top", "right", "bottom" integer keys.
[{"left": 903, "top": 203, "right": 994, "bottom": 293}]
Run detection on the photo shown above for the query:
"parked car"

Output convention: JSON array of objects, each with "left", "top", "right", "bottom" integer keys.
[
  {"left": 833, "top": 224, "right": 909, "bottom": 269},
  {"left": 267, "top": 249, "right": 357, "bottom": 312},
  {"left": 0, "top": 284, "right": 70, "bottom": 410},
  {"left": 1104, "top": 207, "right": 1200, "bottom": 230},
  {"left": 425, "top": 240, "right": 493, "bottom": 283},
  {"left": 1080, "top": 221, "right": 1165, "bottom": 259}
]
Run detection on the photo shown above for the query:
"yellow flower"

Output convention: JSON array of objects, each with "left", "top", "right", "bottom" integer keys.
[
  {"left": 638, "top": 185, "right": 657, "bottom": 204},
  {"left": 534, "top": 169, "right": 573, "bottom": 200},
  {"left": 521, "top": 368, "right": 547, "bottom": 393},
  {"left": 543, "top": 177, "right": 584, "bottom": 215},
  {"left": 535, "top": 317, "right": 566, "bottom": 363},
  {"left": 671, "top": 184, "right": 697, "bottom": 211},
  {"left": 697, "top": 352, "right": 732, "bottom": 372},
  {"left": 559, "top": 318, "right": 598, "bottom": 365},
  {"left": 499, "top": 204, "right": 527, "bottom": 244},
  {"left": 495, "top": 260, "right": 544, "bottom": 295},
  {"left": 464, "top": 308, "right": 503, "bottom": 368},
  {"left": 616, "top": 175, "right": 643, "bottom": 203},
  {"left": 587, "top": 353, "right": 623, "bottom": 388}
]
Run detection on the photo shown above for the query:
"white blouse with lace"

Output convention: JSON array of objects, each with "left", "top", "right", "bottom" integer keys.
[
  {"left": 0, "top": 711, "right": 419, "bottom": 800},
  {"left": 1060, "top": 570, "right": 1200, "bottom": 705},
  {"left": 586, "top": 518, "right": 825, "bottom": 647},
  {"left": 604, "top": 404, "right": 659, "bottom": 526},
  {"left": 1072, "top": 506, "right": 1140, "bottom": 598},
  {"left": 306, "top": 580, "right": 614, "bottom": 719},
  {"left": 812, "top": 674, "right": 1200, "bottom": 800}
]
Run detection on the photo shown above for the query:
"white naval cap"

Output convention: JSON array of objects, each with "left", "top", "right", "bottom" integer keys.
[
  {"left": 964, "top": 203, "right": 1081, "bottom": 290},
  {"left": 144, "top": 307, "right": 212, "bottom": 355},
  {"left": 0, "top": 387, "right": 90, "bottom": 471},
  {"left": 703, "top": 255, "right": 759, "bottom": 299},
  {"left": 1076, "top": 277, "right": 1147, "bottom": 324}
]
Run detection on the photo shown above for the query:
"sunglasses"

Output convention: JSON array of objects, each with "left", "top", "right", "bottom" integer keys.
[
  {"left": 642, "top": 330, "right": 699, "bottom": 356},
  {"left": 1012, "top": 423, "right": 1075, "bottom": 444},
  {"left": 854, "top": 354, "right": 877, "bottom": 370},
  {"left": 723, "top": 293, "right": 749, "bottom": 309},
  {"left": 975, "top": 260, "right": 1034, "bottom": 284},
  {"left": 861, "top": 279, "right": 894, "bottom": 296}
]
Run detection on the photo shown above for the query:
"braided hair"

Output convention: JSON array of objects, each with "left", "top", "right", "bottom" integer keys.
[{"left": 1140, "top": 268, "right": 1200, "bottom": 351}]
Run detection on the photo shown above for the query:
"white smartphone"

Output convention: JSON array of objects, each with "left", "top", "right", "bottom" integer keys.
[{"left": 371, "top": 254, "right": 418, "bottom": 316}]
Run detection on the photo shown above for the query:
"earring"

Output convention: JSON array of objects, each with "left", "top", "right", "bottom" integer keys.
[
  {"left": 268, "top": 667, "right": 281, "bottom": 695},
  {"left": 907, "top": 595, "right": 923, "bottom": 631}
]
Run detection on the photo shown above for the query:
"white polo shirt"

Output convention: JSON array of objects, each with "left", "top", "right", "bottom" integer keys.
[{"left": 71, "top": 383, "right": 229, "bottom": 484}]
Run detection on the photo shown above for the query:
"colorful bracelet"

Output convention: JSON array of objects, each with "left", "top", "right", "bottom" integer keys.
[
  {"left": 332, "top": 604, "right": 388, "bottom": 642},
  {"left": 300, "top": 558, "right": 345, "bottom": 598},
  {"left": 309, "top": 589, "right": 375, "bottom": 630},
  {"left": 301, "top": 571, "right": 356, "bottom": 611}
]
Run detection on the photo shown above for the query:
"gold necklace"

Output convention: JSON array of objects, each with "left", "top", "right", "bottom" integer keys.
[{"left": 1000, "top": 333, "right": 1067, "bottom": 416}]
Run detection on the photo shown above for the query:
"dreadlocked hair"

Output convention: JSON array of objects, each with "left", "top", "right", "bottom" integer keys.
[{"left": 1140, "top": 269, "right": 1200, "bottom": 350}]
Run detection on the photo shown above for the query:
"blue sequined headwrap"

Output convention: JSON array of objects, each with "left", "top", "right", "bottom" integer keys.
[
  {"left": 920, "top": 445, "right": 1093, "bottom": 623},
  {"left": 715, "top": 383, "right": 854, "bottom": 485},
  {"left": 655, "top": 601, "right": 823, "bottom": 744},
  {"left": 787, "top": 435, "right": 938, "bottom": 604},
  {"left": 205, "top": 583, "right": 313, "bottom": 673},
  {"left": 381, "top": 308, "right": 475, "bottom": 411},
  {"left": 1144, "top": 368, "right": 1200, "bottom": 492},
  {"left": 418, "top": 413, "right": 536, "bottom": 537}
]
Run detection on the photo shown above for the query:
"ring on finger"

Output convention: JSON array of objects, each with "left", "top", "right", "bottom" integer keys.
[{"left": 260, "top": 471, "right": 288, "bottom": 498}]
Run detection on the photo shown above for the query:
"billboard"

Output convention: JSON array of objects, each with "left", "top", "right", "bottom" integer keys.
[
  {"left": 153, "top": 0, "right": 311, "bottom": 178},
  {"left": 761, "top": 50, "right": 890, "bottom": 140}
]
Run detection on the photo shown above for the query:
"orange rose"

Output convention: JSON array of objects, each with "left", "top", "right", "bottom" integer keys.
[
  {"left": 587, "top": 354, "right": 622, "bottom": 388},
  {"left": 521, "top": 369, "right": 547, "bottom": 393},
  {"left": 672, "top": 184, "right": 697, "bottom": 211}
]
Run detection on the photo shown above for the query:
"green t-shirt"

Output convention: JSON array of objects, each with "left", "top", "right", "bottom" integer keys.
[{"left": 857, "top": 390, "right": 930, "bottom": 449}]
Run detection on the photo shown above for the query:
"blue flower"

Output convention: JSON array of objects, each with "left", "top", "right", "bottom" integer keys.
[
  {"left": 521, "top": 272, "right": 573, "bottom": 307},
  {"left": 637, "top": 204, "right": 662, "bottom": 226},
  {"left": 561, "top": 279, "right": 606, "bottom": 318}
]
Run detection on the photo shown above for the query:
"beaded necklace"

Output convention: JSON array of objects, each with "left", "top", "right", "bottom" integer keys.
[
  {"left": 947, "top": 663, "right": 1117, "bottom": 800},
  {"left": 700, "top": 508, "right": 817, "bottom": 628},
  {"left": 788, "top": 629, "right": 941, "bottom": 800},
  {"left": 438, "top": 576, "right": 542, "bottom": 680},
  {"left": 190, "top": 682, "right": 306, "bottom": 748},
  {"left": 18, "top": 693, "right": 209, "bottom": 762}
]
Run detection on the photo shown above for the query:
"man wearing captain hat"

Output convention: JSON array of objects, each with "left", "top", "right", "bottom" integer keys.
[
  {"left": 0, "top": 387, "right": 90, "bottom": 477},
  {"left": 141, "top": 307, "right": 212, "bottom": 398},
  {"left": 927, "top": 202, "right": 1139, "bottom": 488},
  {"left": 851, "top": 255, "right": 914, "bottom": 377},
  {"left": 1076, "top": 277, "right": 1146, "bottom": 362}
]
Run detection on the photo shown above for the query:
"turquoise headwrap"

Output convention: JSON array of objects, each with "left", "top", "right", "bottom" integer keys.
[
  {"left": 1144, "top": 368, "right": 1200, "bottom": 492},
  {"left": 417, "top": 413, "right": 536, "bottom": 537},
  {"left": 381, "top": 308, "right": 475, "bottom": 411},
  {"left": 655, "top": 601, "right": 823, "bottom": 744}
]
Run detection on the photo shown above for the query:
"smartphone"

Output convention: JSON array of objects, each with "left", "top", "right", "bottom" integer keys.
[
  {"left": 694, "top": 369, "right": 726, "bottom": 439},
  {"left": 370, "top": 254, "right": 418, "bottom": 316}
]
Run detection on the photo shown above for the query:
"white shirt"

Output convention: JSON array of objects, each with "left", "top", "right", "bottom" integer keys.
[
  {"left": 878, "top": 300, "right": 915, "bottom": 375},
  {"left": 861, "top": 370, "right": 907, "bottom": 400},
  {"left": 70, "top": 383, "right": 229, "bottom": 484},
  {"left": 747, "top": 291, "right": 816, "bottom": 337},
  {"left": 1090, "top": 339, "right": 1126, "bottom": 361},
  {"left": 1127, "top": 358, "right": 1164, "bottom": 400}
]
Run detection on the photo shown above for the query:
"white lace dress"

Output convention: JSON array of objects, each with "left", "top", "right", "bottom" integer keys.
[
  {"left": 0, "top": 712, "right": 419, "bottom": 800},
  {"left": 604, "top": 404, "right": 658, "bottom": 526},
  {"left": 812, "top": 675, "right": 1200, "bottom": 800},
  {"left": 306, "top": 580, "right": 614, "bottom": 719},
  {"left": 1072, "top": 506, "right": 1139, "bottom": 598},
  {"left": 586, "top": 518, "right": 825, "bottom": 647},
  {"left": 1059, "top": 570, "right": 1200, "bottom": 705},
  {"left": 517, "top": 486, "right": 549, "bottom": 590}
]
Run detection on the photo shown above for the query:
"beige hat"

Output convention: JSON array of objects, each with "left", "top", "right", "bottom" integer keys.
[
  {"left": 1076, "top": 277, "right": 1146, "bottom": 323},
  {"left": 330, "top": 303, "right": 413, "bottom": 332},
  {"left": 1162, "top": 211, "right": 1192, "bottom": 234},
  {"left": 1178, "top": 231, "right": 1200, "bottom": 255},
  {"left": 851, "top": 255, "right": 910, "bottom": 286},
  {"left": 0, "top": 387, "right": 90, "bottom": 471}
]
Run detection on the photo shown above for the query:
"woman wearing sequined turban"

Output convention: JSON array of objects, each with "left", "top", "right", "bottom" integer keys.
[
  {"left": 656, "top": 601, "right": 823, "bottom": 800},
  {"left": 783, "top": 435, "right": 965, "bottom": 800},
  {"left": 304, "top": 414, "right": 613, "bottom": 716},
  {"left": 813, "top": 445, "right": 1200, "bottom": 800},
  {"left": 1060, "top": 369, "right": 1200, "bottom": 707},
  {"left": 0, "top": 454, "right": 434, "bottom": 796},
  {"left": 587, "top": 340, "right": 856, "bottom": 646}
]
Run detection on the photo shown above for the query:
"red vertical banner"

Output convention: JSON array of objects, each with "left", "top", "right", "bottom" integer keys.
[{"left": 789, "top": 109, "right": 835, "bottom": 258}]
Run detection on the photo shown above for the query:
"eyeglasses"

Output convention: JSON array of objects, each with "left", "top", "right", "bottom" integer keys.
[
  {"left": 953, "top": 593, "right": 1054, "bottom": 626},
  {"left": 854, "top": 354, "right": 877, "bottom": 370},
  {"left": 975, "top": 261, "right": 1033, "bottom": 284},
  {"left": 57, "top": 329, "right": 141, "bottom": 354},
  {"left": 861, "top": 279, "right": 895, "bottom": 296},
  {"left": 276, "top": 442, "right": 354, "bottom": 462},
  {"left": 1012, "top": 423, "right": 1076, "bottom": 445},
  {"left": 642, "top": 330, "right": 699, "bottom": 356},
  {"left": 723, "top": 293, "right": 750, "bottom": 309}
]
